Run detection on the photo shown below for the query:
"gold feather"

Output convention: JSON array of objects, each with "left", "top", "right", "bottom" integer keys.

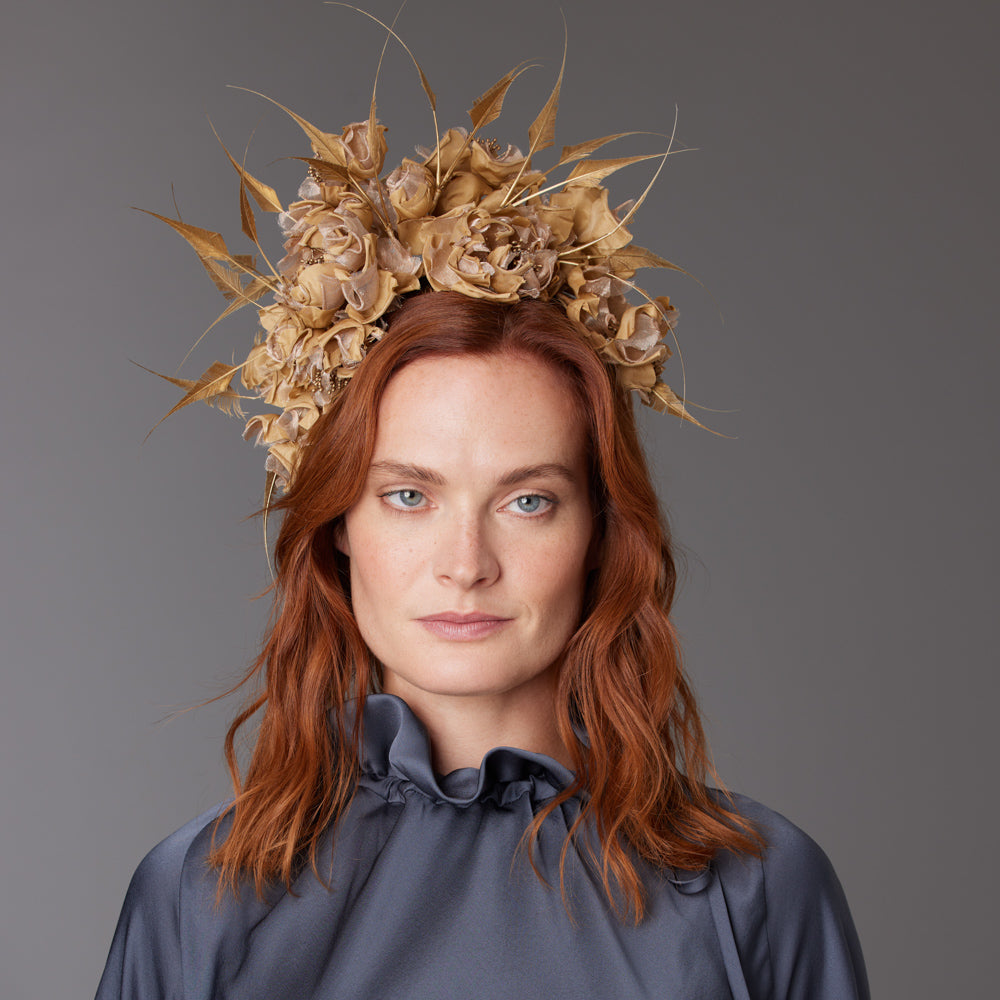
[
  {"left": 239, "top": 184, "right": 259, "bottom": 246},
  {"left": 207, "top": 118, "right": 283, "bottom": 213},
  {"left": 605, "top": 246, "right": 684, "bottom": 272},
  {"left": 262, "top": 469, "right": 279, "bottom": 582},
  {"left": 468, "top": 61, "right": 535, "bottom": 131},
  {"left": 648, "top": 382, "right": 712, "bottom": 429},
  {"left": 432, "top": 61, "right": 536, "bottom": 195},
  {"left": 289, "top": 156, "right": 354, "bottom": 184},
  {"left": 200, "top": 258, "right": 248, "bottom": 301},
  {"left": 175, "top": 276, "right": 271, "bottom": 374},
  {"left": 557, "top": 132, "right": 645, "bottom": 165},
  {"left": 136, "top": 209, "right": 232, "bottom": 261},
  {"left": 565, "top": 153, "right": 663, "bottom": 185},
  {"left": 228, "top": 86, "right": 347, "bottom": 166},
  {"left": 136, "top": 360, "right": 248, "bottom": 442},
  {"left": 325, "top": 3, "right": 440, "bottom": 182},
  {"left": 527, "top": 15, "right": 567, "bottom": 155},
  {"left": 497, "top": 15, "right": 567, "bottom": 210}
]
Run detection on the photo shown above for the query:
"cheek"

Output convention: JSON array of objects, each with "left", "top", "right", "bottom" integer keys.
[
  {"left": 346, "top": 520, "right": 422, "bottom": 621},
  {"left": 526, "top": 532, "right": 592, "bottom": 617}
]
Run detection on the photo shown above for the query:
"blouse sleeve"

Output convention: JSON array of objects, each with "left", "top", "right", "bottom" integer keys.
[
  {"left": 94, "top": 809, "right": 220, "bottom": 1000},
  {"left": 717, "top": 795, "right": 870, "bottom": 1000},
  {"left": 760, "top": 818, "right": 869, "bottom": 999}
]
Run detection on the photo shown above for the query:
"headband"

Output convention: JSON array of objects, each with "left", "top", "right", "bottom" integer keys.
[{"left": 142, "top": 16, "right": 701, "bottom": 490}]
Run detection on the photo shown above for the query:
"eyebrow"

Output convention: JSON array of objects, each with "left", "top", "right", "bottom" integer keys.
[{"left": 367, "top": 461, "right": 579, "bottom": 488}]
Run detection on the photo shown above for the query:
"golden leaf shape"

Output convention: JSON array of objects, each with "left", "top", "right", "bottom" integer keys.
[
  {"left": 565, "top": 153, "right": 662, "bottom": 185},
  {"left": 527, "top": 18, "right": 566, "bottom": 155},
  {"left": 233, "top": 254, "right": 256, "bottom": 270},
  {"left": 557, "top": 132, "right": 644, "bottom": 165},
  {"left": 468, "top": 61, "right": 534, "bottom": 131},
  {"left": 240, "top": 184, "right": 259, "bottom": 245},
  {"left": 136, "top": 360, "right": 247, "bottom": 441},
  {"left": 197, "top": 261, "right": 271, "bottom": 311},
  {"left": 649, "top": 383, "right": 715, "bottom": 431},
  {"left": 137, "top": 209, "right": 231, "bottom": 261},
  {"left": 208, "top": 118, "right": 283, "bottom": 212},
  {"left": 434, "top": 62, "right": 536, "bottom": 195},
  {"left": 605, "top": 246, "right": 683, "bottom": 272},
  {"left": 290, "top": 156, "right": 354, "bottom": 185},
  {"left": 229, "top": 87, "right": 346, "bottom": 165}
]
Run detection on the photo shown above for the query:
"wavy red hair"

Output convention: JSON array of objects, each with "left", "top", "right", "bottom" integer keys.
[{"left": 211, "top": 290, "right": 761, "bottom": 919}]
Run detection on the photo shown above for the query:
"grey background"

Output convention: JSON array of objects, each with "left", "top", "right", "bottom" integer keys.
[{"left": 1, "top": 0, "right": 996, "bottom": 996}]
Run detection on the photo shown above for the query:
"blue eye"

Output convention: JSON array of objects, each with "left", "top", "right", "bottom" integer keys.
[
  {"left": 383, "top": 489, "right": 425, "bottom": 509},
  {"left": 509, "top": 495, "right": 550, "bottom": 514}
]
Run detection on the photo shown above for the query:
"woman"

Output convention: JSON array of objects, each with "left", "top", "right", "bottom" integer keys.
[
  {"left": 98, "top": 36, "right": 868, "bottom": 999},
  {"left": 97, "top": 295, "right": 868, "bottom": 999}
]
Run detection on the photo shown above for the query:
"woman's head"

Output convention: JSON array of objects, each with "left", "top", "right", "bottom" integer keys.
[
  {"left": 337, "top": 349, "right": 596, "bottom": 724},
  {"left": 275, "top": 290, "right": 676, "bottom": 693}
]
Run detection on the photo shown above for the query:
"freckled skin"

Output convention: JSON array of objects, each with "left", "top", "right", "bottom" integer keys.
[{"left": 339, "top": 354, "right": 595, "bottom": 768}]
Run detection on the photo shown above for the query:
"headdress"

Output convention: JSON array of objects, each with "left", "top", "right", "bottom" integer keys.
[{"left": 143, "top": 12, "right": 702, "bottom": 492}]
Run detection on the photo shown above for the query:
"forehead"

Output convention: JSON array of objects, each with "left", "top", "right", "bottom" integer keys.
[{"left": 371, "top": 353, "right": 587, "bottom": 473}]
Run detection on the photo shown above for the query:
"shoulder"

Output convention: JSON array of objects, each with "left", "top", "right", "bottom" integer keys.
[
  {"left": 95, "top": 805, "right": 227, "bottom": 1000},
  {"left": 712, "top": 792, "right": 870, "bottom": 999},
  {"left": 123, "top": 803, "right": 226, "bottom": 913},
  {"left": 720, "top": 792, "right": 842, "bottom": 902}
]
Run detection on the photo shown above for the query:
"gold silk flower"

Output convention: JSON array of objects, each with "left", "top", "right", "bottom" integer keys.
[
  {"left": 143, "top": 30, "right": 705, "bottom": 492},
  {"left": 386, "top": 159, "right": 437, "bottom": 220}
]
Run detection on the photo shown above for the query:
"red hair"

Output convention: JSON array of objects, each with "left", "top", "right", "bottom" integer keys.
[{"left": 212, "top": 290, "right": 761, "bottom": 919}]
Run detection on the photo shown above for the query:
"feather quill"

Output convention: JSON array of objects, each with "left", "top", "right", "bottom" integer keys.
[
  {"left": 325, "top": 3, "right": 440, "bottom": 181},
  {"left": 136, "top": 360, "right": 248, "bottom": 442}
]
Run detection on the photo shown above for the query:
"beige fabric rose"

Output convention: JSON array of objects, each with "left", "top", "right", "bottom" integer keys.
[
  {"left": 288, "top": 263, "right": 347, "bottom": 313},
  {"left": 551, "top": 185, "right": 632, "bottom": 256},
  {"left": 337, "top": 122, "right": 388, "bottom": 179},
  {"left": 375, "top": 235, "right": 422, "bottom": 293},
  {"left": 468, "top": 140, "right": 529, "bottom": 186},
  {"left": 338, "top": 234, "right": 399, "bottom": 324},
  {"left": 386, "top": 159, "right": 436, "bottom": 220},
  {"left": 437, "top": 172, "right": 492, "bottom": 214}
]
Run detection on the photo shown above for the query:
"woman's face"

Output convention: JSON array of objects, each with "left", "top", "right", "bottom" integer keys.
[{"left": 339, "top": 352, "right": 595, "bottom": 709}]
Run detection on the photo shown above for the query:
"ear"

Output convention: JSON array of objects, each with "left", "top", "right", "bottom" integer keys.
[{"left": 334, "top": 518, "right": 352, "bottom": 557}]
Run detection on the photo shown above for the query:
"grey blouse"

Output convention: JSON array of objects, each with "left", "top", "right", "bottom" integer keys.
[{"left": 96, "top": 694, "right": 869, "bottom": 999}]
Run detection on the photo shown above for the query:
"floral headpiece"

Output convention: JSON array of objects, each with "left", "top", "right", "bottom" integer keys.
[{"left": 145, "top": 20, "right": 701, "bottom": 491}]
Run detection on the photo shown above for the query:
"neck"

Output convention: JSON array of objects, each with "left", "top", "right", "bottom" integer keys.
[{"left": 381, "top": 670, "right": 572, "bottom": 775}]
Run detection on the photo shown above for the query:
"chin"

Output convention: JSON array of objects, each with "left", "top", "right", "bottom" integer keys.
[{"left": 382, "top": 657, "right": 556, "bottom": 702}]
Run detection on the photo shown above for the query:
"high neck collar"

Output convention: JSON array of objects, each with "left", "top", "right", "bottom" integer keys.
[{"left": 352, "top": 694, "right": 576, "bottom": 808}]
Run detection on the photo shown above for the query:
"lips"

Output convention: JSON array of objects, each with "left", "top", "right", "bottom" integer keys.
[{"left": 417, "top": 611, "right": 512, "bottom": 640}]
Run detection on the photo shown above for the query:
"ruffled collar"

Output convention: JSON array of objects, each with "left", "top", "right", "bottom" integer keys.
[{"left": 353, "top": 694, "right": 575, "bottom": 808}]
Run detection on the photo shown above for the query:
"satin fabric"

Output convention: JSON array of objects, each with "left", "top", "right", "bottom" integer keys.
[{"left": 96, "top": 694, "right": 868, "bottom": 999}]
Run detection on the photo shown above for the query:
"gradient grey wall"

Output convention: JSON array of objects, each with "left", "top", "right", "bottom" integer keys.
[{"left": 2, "top": 1, "right": 996, "bottom": 997}]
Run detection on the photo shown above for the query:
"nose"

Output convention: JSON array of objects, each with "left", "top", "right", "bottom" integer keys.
[{"left": 433, "top": 512, "right": 500, "bottom": 589}]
